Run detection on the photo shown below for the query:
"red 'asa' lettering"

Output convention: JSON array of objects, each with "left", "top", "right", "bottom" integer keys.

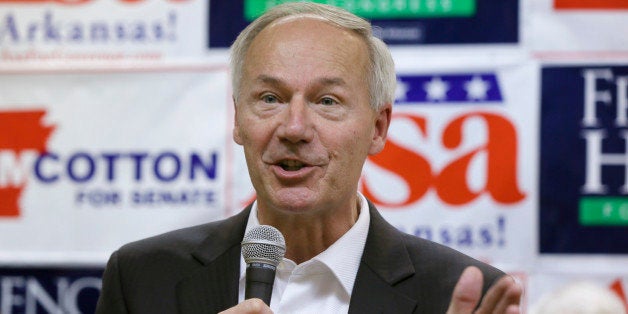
[{"left": 362, "top": 111, "right": 525, "bottom": 208}]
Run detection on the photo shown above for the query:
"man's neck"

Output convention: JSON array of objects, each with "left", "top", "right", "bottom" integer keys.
[{"left": 257, "top": 198, "right": 360, "bottom": 264}]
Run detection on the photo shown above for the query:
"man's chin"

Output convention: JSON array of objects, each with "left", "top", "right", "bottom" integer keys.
[
  {"left": 274, "top": 200, "right": 316, "bottom": 214},
  {"left": 265, "top": 189, "right": 319, "bottom": 213}
]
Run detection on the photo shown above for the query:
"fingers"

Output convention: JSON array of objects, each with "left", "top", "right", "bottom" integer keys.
[
  {"left": 446, "top": 267, "right": 524, "bottom": 314},
  {"left": 446, "top": 266, "right": 484, "bottom": 314},
  {"left": 218, "top": 298, "right": 273, "bottom": 314},
  {"left": 506, "top": 304, "right": 522, "bottom": 314},
  {"left": 476, "top": 275, "right": 523, "bottom": 314}
]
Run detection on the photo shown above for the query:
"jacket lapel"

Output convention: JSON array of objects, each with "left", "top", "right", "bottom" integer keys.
[
  {"left": 176, "top": 206, "right": 251, "bottom": 314},
  {"left": 349, "top": 202, "right": 418, "bottom": 313}
]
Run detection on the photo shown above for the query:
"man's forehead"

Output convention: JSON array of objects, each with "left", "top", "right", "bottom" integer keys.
[
  {"left": 246, "top": 14, "right": 366, "bottom": 60},
  {"left": 239, "top": 12, "right": 370, "bottom": 93},
  {"left": 247, "top": 14, "right": 353, "bottom": 57}
]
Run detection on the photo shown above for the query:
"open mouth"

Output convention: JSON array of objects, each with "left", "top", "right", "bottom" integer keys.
[{"left": 279, "top": 160, "right": 306, "bottom": 171}]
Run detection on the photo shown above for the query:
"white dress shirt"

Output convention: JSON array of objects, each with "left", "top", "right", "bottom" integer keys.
[{"left": 238, "top": 193, "right": 371, "bottom": 313}]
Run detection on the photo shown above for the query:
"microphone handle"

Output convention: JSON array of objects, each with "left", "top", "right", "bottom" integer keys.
[{"left": 245, "top": 263, "right": 277, "bottom": 305}]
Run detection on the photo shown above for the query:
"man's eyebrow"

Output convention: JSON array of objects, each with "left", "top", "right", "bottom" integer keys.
[
  {"left": 315, "top": 77, "right": 347, "bottom": 87},
  {"left": 255, "top": 75, "right": 284, "bottom": 86}
]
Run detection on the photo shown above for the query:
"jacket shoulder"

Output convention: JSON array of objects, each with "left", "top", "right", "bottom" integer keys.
[
  {"left": 96, "top": 208, "right": 250, "bottom": 313},
  {"left": 118, "top": 221, "right": 219, "bottom": 259},
  {"left": 116, "top": 207, "right": 250, "bottom": 262},
  {"left": 400, "top": 231, "right": 504, "bottom": 283}
]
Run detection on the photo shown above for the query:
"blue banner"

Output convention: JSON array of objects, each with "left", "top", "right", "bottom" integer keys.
[
  {"left": 396, "top": 73, "right": 504, "bottom": 103},
  {"left": 540, "top": 65, "right": 628, "bottom": 254},
  {"left": 208, "top": 0, "right": 519, "bottom": 47},
  {"left": 0, "top": 267, "right": 103, "bottom": 314}
]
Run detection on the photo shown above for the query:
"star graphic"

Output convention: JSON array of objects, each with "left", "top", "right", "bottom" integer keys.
[
  {"left": 464, "top": 76, "right": 491, "bottom": 101},
  {"left": 395, "top": 80, "right": 409, "bottom": 102},
  {"left": 424, "top": 77, "right": 449, "bottom": 101}
]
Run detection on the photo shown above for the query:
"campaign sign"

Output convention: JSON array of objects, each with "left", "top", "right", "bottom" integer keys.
[
  {"left": 208, "top": 0, "right": 518, "bottom": 47},
  {"left": 540, "top": 65, "right": 628, "bottom": 254},
  {"left": 526, "top": 0, "right": 628, "bottom": 53},
  {"left": 0, "top": 0, "right": 207, "bottom": 63},
  {"left": 0, "top": 267, "right": 103, "bottom": 314},
  {"left": 0, "top": 66, "right": 234, "bottom": 263},
  {"left": 363, "top": 59, "right": 538, "bottom": 268}
]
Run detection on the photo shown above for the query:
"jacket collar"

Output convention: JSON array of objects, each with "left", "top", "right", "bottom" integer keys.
[
  {"left": 349, "top": 201, "right": 418, "bottom": 313},
  {"left": 176, "top": 205, "right": 252, "bottom": 314}
]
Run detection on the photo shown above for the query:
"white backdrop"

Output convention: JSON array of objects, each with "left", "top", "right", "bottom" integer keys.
[{"left": 1, "top": 0, "right": 627, "bottom": 312}]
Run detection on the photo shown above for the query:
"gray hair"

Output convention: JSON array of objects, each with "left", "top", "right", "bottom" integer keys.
[
  {"left": 531, "top": 281, "right": 626, "bottom": 314},
  {"left": 229, "top": 2, "right": 396, "bottom": 111}
]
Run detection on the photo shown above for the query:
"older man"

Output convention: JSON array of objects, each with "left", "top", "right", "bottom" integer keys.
[{"left": 96, "top": 3, "right": 521, "bottom": 313}]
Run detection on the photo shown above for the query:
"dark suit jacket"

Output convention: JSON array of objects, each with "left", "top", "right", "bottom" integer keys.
[{"left": 96, "top": 202, "right": 504, "bottom": 313}]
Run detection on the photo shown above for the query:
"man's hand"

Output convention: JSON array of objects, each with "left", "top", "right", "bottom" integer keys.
[
  {"left": 446, "top": 266, "right": 522, "bottom": 314},
  {"left": 218, "top": 298, "right": 273, "bottom": 314}
]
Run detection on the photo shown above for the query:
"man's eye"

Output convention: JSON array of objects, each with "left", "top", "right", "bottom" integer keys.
[
  {"left": 320, "top": 97, "right": 337, "bottom": 106},
  {"left": 262, "top": 94, "right": 278, "bottom": 103}
]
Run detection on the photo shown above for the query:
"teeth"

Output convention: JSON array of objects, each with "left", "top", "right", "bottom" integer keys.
[{"left": 280, "top": 160, "right": 304, "bottom": 171}]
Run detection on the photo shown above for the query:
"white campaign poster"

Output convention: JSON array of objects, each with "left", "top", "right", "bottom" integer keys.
[
  {"left": 367, "top": 52, "right": 539, "bottom": 273},
  {"left": 523, "top": 0, "right": 628, "bottom": 55},
  {"left": 0, "top": 65, "right": 234, "bottom": 264},
  {"left": 0, "top": 0, "right": 208, "bottom": 64}
]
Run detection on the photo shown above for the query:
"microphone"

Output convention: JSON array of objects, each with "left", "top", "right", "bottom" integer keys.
[{"left": 241, "top": 225, "right": 286, "bottom": 305}]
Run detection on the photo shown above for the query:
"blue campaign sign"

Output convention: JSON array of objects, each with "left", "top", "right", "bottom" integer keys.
[
  {"left": 208, "top": 0, "right": 519, "bottom": 48},
  {"left": 0, "top": 267, "right": 103, "bottom": 314},
  {"left": 540, "top": 65, "right": 628, "bottom": 254}
]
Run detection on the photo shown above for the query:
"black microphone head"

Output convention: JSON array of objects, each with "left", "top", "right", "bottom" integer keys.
[{"left": 242, "top": 225, "right": 286, "bottom": 267}]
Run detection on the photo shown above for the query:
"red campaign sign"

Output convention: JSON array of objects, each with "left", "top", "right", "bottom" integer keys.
[
  {"left": 362, "top": 111, "right": 526, "bottom": 208},
  {"left": 0, "top": 110, "right": 55, "bottom": 217},
  {"left": 555, "top": 0, "right": 628, "bottom": 9}
]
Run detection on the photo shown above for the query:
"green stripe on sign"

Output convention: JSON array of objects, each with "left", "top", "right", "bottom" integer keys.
[
  {"left": 244, "top": 0, "right": 476, "bottom": 21},
  {"left": 579, "top": 197, "right": 628, "bottom": 226}
]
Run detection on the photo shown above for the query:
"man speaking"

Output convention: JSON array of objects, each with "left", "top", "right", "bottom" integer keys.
[{"left": 96, "top": 2, "right": 522, "bottom": 313}]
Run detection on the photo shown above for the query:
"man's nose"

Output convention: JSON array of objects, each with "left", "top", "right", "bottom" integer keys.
[{"left": 277, "top": 97, "right": 314, "bottom": 143}]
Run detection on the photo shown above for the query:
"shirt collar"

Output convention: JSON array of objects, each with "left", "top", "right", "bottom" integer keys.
[{"left": 239, "top": 193, "right": 371, "bottom": 295}]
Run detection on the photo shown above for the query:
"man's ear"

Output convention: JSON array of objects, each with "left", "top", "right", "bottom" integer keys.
[
  {"left": 232, "top": 97, "right": 243, "bottom": 145},
  {"left": 368, "top": 103, "right": 392, "bottom": 155}
]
